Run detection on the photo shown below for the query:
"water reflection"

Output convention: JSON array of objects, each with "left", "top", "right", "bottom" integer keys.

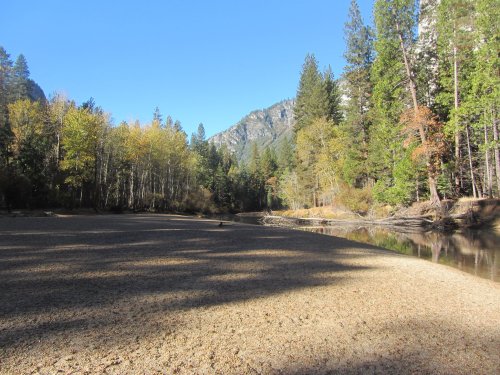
[{"left": 299, "top": 226, "right": 499, "bottom": 282}]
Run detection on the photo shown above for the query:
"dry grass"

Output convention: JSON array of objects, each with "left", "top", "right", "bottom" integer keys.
[{"left": 273, "top": 206, "right": 355, "bottom": 220}]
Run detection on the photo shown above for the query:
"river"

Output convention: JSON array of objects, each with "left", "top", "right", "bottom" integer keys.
[
  {"left": 216, "top": 214, "right": 500, "bottom": 283},
  {"left": 299, "top": 225, "right": 499, "bottom": 282}
]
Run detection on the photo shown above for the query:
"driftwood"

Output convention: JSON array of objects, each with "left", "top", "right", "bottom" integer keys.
[
  {"left": 263, "top": 199, "right": 499, "bottom": 232},
  {"left": 262, "top": 214, "right": 434, "bottom": 230}
]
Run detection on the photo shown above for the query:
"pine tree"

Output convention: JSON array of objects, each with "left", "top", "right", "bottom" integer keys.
[
  {"left": 467, "top": 0, "right": 500, "bottom": 196},
  {"left": 342, "top": 0, "right": 374, "bottom": 187},
  {"left": 261, "top": 146, "right": 278, "bottom": 179},
  {"left": 196, "top": 122, "right": 206, "bottom": 143},
  {"left": 416, "top": 0, "right": 441, "bottom": 107},
  {"left": 323, "top": 66, "right": 343, "bottom": 124},
  {"left": 165, "top": 115, "right": 173, "bottom": 128},
  {"left": 249, "top": 142, "right": 261, "bottom": 176},
  {"left": 152, "top": 106, "right": 163, "bottom": 126},
  {"left": 247, "top": 142, "right": 266, "bottom": 208},
  {"left": 370, "top": 1, "right": 410, "bottom": 202},
  {"left": 294, "top": 54, "right": 327, "bottom": 132},
  {"left": 173, "top": 120, "right": 183, "bottom": 132},
  {"left": 372, "top": 0, "right": 441, "bottom": 204},
  {"left": 191, "top": 123, "right": 211, "bottom": 189},
  {"left": 191, "top": 122, "right": 208, "bottom": 156},
  {"left": 277, "top": 136, "right": 295, "bottom": 172},
  {"left": 12, "top": 54, "right": 30, "bottom": 100},
  {"left": 436, "top": 0, "right": 477, "bottom": 196}
]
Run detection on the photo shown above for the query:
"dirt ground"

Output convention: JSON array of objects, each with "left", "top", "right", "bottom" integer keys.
[{"left": 0, "top": 214, "right": 499, "bottom": 374}]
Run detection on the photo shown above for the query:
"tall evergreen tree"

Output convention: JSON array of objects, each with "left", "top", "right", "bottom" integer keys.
[
  {"left": 277, "top": 136, "right": 295, "bottom": 172},
  {"left": 261, "top": 146, "right": 278, "bottom": 178},
  {"left": 372, "top": 0, "right": 441, "bottom": 204},
  {"left": 342, "top": 0, "right": 374, "bottom": 187},
  {"left": 191, "top": 123, "right": 211, "bottom": 188},
  {"left": 152, "top": 106, "right": 163, "bottom": 126},
  {"left": 416, "top": 0, "right": 441, "bottom": 107},
  {"left": 294, "top": 54, "right": 327, "bottom": 132},
  {"left": 190, "top": 122, "right": 208, "bottom": 157},
  {"left": 370, "top": 1, "right": 410, "bottom": 202},
  {"left": 323, "top": 66, "right": 343, "bottom": 124},
  {"left": 195, "top": 122, "right": 206, "bottom": 143},
  {"left": 12, "top": 54, "right": 30, "bottom": 100},
  {"left": 466, "top": 0, "right": 500, "bottom": 196},
  {"left": 437, "top": 0, "right": 477, "bottom": 196},
  {"left": 173, "top": 120, "right": 183, "bottom": 132},
  {"left": 261, "top": 146, "right": 279, "bottom": 208},
  {"left": 165, "top": 115, "right": 173, "bottom": 128}
]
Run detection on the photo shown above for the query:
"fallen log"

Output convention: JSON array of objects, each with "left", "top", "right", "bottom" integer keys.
[{"left": 262, "top": 214, "right": 434, "bottom": 230}]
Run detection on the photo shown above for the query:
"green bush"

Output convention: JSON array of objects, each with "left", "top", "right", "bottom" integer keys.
[
  {"left": 337, "top": 186, "right": 373, "bottom": 215},
  {"left": 373, "top": 155, "right": 420, "bottom": 206}
]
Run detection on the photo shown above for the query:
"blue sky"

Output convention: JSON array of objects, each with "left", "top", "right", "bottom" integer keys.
[{"left": 1, "top": 0, "right": 374, "bottom": 138}]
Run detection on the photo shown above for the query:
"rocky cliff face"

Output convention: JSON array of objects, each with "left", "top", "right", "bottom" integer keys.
[
  {"left": 209, "top": 99, "right": 295, "bottom": 162},
  {"left": 27, "top": 79, "right": 46, "bottom": 102}
]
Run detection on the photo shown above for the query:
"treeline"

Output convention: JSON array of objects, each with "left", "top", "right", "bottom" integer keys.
[
  {"left": 1, "top": 0, "right": 498, "bottom": 214},
  {"left": 275, "top": 0, "right": 499, "bottom": 213},
  {"left": 0, "top": 47, "right": 278, "bottom": 212}
]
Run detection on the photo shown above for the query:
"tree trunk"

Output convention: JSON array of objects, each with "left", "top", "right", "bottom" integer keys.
[
  {"left": 152, "top": 177, "right": 156, "bottom": 209},
  {"left": 452, "top": 29, "right": 463, "bottom": 195},
  {"left": 56, "top": 133, "right": 60, "bottom": 166},
  {"left": 115, "top": 174, "right": 120, "bottom": 206},
  {"left": 395, "top": 18, "right": 440, "bottom": 205},
  {"left": 465, "top": 125, "right": 478, "bottom": 198},
  {"left": 129, "top": 167, "right": 134, "bottom": 209},
  {"left": 492, "top": 117, "right": 500, "bottom": 197},
  {"left": 484, "top": 123, "right": 492, "bottom": 197},
  {"left": 93, "top": 148, "right": 100, "bottom": 210},
  {"left": 416, "top": 177, "right": 420, "bottom": 202}
]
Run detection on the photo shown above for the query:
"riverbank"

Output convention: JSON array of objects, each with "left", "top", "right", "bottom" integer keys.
[
  {"left": 268, "top": 198, "right": 500, "bottom": 232},
  {"left": 1, "top": 214, "right": 499, "bottom": 374}
]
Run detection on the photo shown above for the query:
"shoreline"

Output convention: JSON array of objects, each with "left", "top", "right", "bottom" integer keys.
[
  {"left": 262, "top": 214, "right": 434, "bottom": 232},
  {"left": 2, "top": 197, "right": 499, "bottom": 232},
  {"left": 265, "top": 198, "right": 500, "bottom": 233}
]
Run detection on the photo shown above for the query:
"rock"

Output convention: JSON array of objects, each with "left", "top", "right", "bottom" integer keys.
[{"left": 209, "top": 99, "right": 296, "bottom": 162}]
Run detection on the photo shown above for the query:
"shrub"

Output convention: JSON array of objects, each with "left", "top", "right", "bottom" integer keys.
[{"left": 337, "top": 186, "right": 373, "bottom": 215}]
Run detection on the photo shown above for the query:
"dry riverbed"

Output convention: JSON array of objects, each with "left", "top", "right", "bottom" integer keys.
[{"left": 1, "top": 214, "right": 499, "bottom": 374}]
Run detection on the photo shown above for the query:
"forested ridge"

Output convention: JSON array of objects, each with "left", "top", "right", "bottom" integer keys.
[{"left": 0, "top": 0, "right": 498, "bottom": 214}]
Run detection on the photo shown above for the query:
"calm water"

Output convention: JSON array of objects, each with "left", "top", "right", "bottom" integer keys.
[
  {"left": 299, "top": 225, "right": 499, "bottom": 282},
  {"left": 217, "top": 214, "right": 500, "bottom": 282}
]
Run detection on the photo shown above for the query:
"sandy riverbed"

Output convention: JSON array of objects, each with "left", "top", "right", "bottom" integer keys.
[{"left": 0, "top": 214, "right": 499, "bottom": 374}]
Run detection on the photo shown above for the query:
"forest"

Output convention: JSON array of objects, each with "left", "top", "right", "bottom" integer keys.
[{"left": 0, "top": 0, "right": 498, "bottom": 214}]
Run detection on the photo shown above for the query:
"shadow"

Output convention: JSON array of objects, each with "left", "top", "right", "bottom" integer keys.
[
  {"left": 276, "top": 318, "right": 500, "bottom": 375},
  {"left": 0, "top": 214, "right": 374, "bottom": 351}
]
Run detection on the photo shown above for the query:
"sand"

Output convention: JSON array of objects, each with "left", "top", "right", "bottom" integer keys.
[{"left": 0, "top": 214, "right": 499, "bottom": 374}]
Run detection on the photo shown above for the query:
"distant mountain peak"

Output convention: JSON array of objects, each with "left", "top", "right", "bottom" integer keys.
[{"left": 209, "top": 99, "right": 295, "bottom": 162}]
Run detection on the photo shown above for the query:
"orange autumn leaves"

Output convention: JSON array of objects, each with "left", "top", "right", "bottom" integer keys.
[{"left": 400, "top": 106, "right": 447, "bottom": 177}]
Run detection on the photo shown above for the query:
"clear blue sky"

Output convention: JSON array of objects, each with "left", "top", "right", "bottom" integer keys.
[{"left": 1, "top": 0, "right": 374, "bottom": 138}]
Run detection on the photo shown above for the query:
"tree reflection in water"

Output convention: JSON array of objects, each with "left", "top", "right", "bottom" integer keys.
[{"left": 298, "top": 225, "right": 499, "bottom": 282}]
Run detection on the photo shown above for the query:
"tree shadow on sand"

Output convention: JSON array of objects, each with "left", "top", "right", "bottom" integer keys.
[{"left": 0, "top": 214, "right": 383, "bottom": 350}]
